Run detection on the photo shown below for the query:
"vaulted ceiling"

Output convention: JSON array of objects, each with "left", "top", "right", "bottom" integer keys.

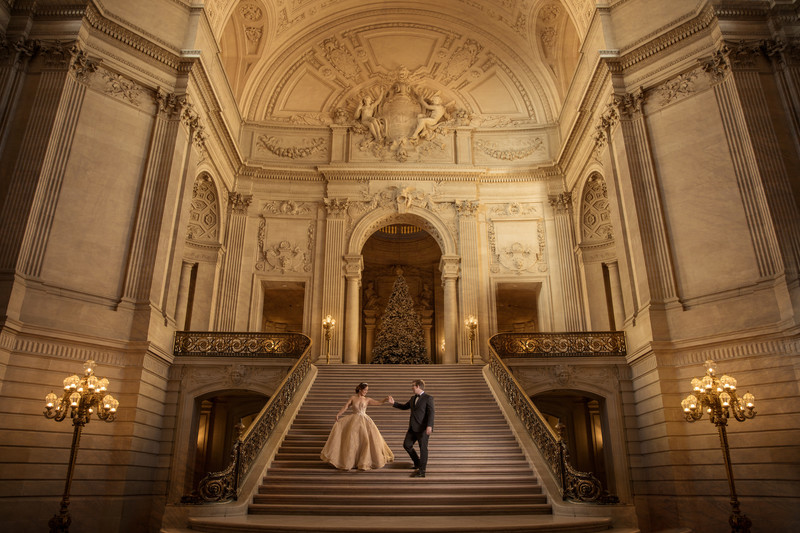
[{"left": 208, "top": 0, "right": 584, "bottom": 125}]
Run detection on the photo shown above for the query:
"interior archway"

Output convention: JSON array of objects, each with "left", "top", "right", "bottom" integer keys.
[{"left": 360, "top": 223, "right": 442, "bottom": 363}]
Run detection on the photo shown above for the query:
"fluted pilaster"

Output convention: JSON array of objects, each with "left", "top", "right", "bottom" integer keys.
[
  {"left": 612, "top": 89, "right": 680, "bottom": 305},
  {"left": 320, "top": 198, "right": 348, "bottom": 362},
  {"left": 214, "top": 193, "right": 252, "bottom": 330},
  {"left": 703, "top": 49, "right": 782, "bottom": 279},
  {"left": 456, "top": 200, "right": 480, "bottom": 363},
  {"left": 549, "top": 193, "right": 585, "bottom": 330}
]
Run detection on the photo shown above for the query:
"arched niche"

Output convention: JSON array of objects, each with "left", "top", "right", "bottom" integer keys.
[
  {"left": 534, "top": 1, "right": 581, "bottom": 97},
  {"left": 347, "top": 207, "right": 456, "bottom": 257}
]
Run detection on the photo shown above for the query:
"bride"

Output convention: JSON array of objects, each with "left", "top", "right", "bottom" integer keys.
[{"left": 320, "top": 382, "right": 394, "bottom": 470}]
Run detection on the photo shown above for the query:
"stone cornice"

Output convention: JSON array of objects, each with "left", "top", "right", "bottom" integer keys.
[
  {"left": 318, "top": 165, "right": 488, "bottom": 182},
  {"left": 84, "top": 2, "right": 181, "bottom": 70}
]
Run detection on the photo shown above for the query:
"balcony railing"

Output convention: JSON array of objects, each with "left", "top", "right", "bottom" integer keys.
[
  {"left": 174, "top": 331, "right": 310, "bottom": 358},
  {"left": 490, "top": 331, "right": 626, "bottom": 358},
  {"left": 487, "top": 333, "right": 621, "bottom": 504},
  {"left": 181, "top": 333, "right": 313, "bottom": 503}
]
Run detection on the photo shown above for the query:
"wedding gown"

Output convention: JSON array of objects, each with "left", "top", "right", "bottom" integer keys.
[{"left": 320, "top": 402, "right": 394, "bottom": 470}]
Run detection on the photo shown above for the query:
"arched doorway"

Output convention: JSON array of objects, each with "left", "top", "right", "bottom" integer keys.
[
  {"left": 188, "top": 390, "right": 268, "bottom": 491},
  {"left": 360, "top": 223, "right": 443, "bottom": 363},
  {"left": 532, "top": 389, "right": 610, "bottom": 491}
]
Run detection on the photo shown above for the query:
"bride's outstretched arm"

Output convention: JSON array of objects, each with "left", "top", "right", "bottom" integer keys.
[
  {"left": 335, "top": 397, "right": 353, "bottom": 421},
  {"left": 366, "top": 396, "right": 388, "bottom": 406}
]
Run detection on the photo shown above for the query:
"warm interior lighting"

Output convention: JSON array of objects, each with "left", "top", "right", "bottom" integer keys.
[{"left": 45, "top": 392, "right": 57, "bottom": 408}]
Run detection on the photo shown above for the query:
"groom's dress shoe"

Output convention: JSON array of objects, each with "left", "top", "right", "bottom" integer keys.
[{"left": 411, "top": 470, "right": 426, "bottom": 478}]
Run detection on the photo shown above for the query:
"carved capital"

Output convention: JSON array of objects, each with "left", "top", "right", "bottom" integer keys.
[
  {"left": 324, "top": 197, "right": 349, "bottom": 217},
  {"left": 612, "top": 87, "right": 646, "bottom": 119},
  {"left": 701, "top": 46, "right": 731, "bottom": 84},
  {"left": 228, "top": 192, "right": 252, "bottom": 214},
  {"left": 344, "top": 254, "right": 364, "bottom": 279},
  {"left": 69, "top": 45, "right": 100, "bottom": 84},
  {"left": 549, "top": 192, "right": 573, "bottom": 213},
  {"left": 439, "top": 255, "right": 461, "bottom": 281},
  {"left": 154, "top": 87, "right": 188, "bottom": 118},
  {"left": 456, "top": 200, "right": 479, "bottom": 217}
]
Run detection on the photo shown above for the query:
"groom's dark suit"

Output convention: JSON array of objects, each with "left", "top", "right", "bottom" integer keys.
[{"left": 393, "top": 392, "right": 435, "bottom": 474}]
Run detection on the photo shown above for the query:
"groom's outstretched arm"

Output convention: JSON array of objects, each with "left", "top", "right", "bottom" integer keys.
[{"left": 392, "top": 396, "right": 412, "bottom": 410}]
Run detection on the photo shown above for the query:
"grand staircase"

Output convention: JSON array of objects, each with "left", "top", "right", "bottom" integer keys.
[{"left": 186, "top": 365, "right": 621, "bottom": 532}]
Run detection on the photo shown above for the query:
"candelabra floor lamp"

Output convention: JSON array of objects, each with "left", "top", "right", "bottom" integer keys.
[
  {"left": 43, "top": 360, "right": 119, "bottom": 533},
  {"left": 681, "top": 360, "right": 756, "bottom": 533},
  {"left": 465, "top": 315, "right": 478, "bottom": 364},
  {"left": 322, "top": 314, "right": 335, "bottom": 364}
]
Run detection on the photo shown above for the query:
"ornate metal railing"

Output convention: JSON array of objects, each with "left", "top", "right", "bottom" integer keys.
[
  {"left": 488, "top": 347, "right": 619, "bottom": 504},
  {"left": 490, "top": 331, "right": 626, "bottom": 358},
  {"left": 181, "top": 335, "right": 313, "bottom": 503},
  {"left": 174, "top": 331, "right": 310, "bottom": 357}
]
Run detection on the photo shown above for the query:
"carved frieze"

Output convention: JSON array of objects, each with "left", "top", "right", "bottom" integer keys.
[
  {"left": 440, "top": 39, "right": 483, "bottom": 84},
  {"left": 475, "top": 138, "right": 543, "bottom": 161},
  {"left": 490, "top": 203, "right": 541, "bottom": 218},
  {"left": 262, "top": 200, "right": 315, "bottom": 216},
  {"left": 102, "top": 70, "right": 142, "bottom": 106},
  {"left": 255, "top": 134, "right": 327, "bottom": 159},
  {"left": 658, "top": 70, "right": 699, "bottom": 106}
]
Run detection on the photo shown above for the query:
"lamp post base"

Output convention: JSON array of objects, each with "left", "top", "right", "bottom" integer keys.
[{"left": 48, "top": 503, "right": 71, "bottom": 533}]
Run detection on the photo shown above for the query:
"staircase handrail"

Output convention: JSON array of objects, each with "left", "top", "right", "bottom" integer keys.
[
  {"left": 489, "top": 331, "right": 626, "bottom": 358},
  {"left": 487, "top": 339, "right": 619, "bottom": 504},
  {"left": 181, "top": 333, "right": 313, "bottom": 503},
  {"left": 174, "top": 331, "right": 310, "bottom": 357}
]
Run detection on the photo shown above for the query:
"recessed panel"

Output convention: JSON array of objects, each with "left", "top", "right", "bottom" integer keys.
[{"left": 279, "top": 68, "right": 337, "bottom": 113}]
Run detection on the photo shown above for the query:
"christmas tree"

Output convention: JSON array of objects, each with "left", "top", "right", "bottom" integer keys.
[{"left": 371, "top": 272, "right": 430, "bottom": 364}]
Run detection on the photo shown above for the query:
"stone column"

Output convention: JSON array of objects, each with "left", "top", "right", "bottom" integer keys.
[
  {"left": 606, "top": 260, "right": 625, "bottom": 331},
  {"left": 456, "top": 201, "right": 481, "bottom": 363},
  {"left": 440, "top": 255, "right": 460, "bottom": 364},
  {"left": 320, "top": 199, "right": 349, "bottom": 362},
  {"left": 174, "top": 261, "right": 195, "bottom": 330},
  {"left": 549, "top": 193, "right": 586, "bottom": 330},
  {"left": 214, "top": 193, "right": 252, "bottom": 330},
  {"left": 343, "top": 254, "right": 363, "bottom": 364},
  {"left": 363, "top": 310, "right": 377, "bottom": 363}
]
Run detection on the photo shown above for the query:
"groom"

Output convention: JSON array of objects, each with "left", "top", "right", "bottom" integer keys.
[{"left": 389, "top": 379, "right": 434, "bottom": 477}]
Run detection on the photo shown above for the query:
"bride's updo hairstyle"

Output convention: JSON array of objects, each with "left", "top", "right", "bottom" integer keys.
[{"left": 355, "top": 382, "right": 368, "bottom": 393}]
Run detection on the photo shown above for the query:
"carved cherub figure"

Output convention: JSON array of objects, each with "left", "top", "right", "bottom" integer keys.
[
  {"left": 410, "top": 93, "right": 453, "bottom": 140},
  {"left": 354, "top": 90, "right": 386, "bottom": 143}
]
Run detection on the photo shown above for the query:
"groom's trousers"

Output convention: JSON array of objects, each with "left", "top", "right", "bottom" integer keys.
[{"left": 403, "top": 429, "right": 429, "bottom": 472}]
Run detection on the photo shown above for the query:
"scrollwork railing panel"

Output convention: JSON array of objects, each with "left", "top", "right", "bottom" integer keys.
[
  {"left": 488, "top": 347, "right": 618, "bottom": 504},
  {"left": 174, "top": 331, "right": 310, "bottom": 357},
  {"left": 490, "top": 332, "right": 626, "bottom": 357},
  {"left": 181, "top": 334, "right": 313, "bottom": 504}
]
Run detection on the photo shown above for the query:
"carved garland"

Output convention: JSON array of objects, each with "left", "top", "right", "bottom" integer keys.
[
  {"left": 255, "top": 135, "right": 327, "bottom": 159},
  {"left": 475, "top": 138, "right": 543, "bottom": 161}
]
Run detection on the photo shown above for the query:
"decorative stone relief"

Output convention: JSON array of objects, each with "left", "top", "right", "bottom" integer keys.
[
  {"left": 102, "top": 70, "right": 141, "bottom": 106},
  {"left": 255, "top": 135, "right": 327, "bottom": 159},
  {"left": 238, "top": 3, "right": 263, "bottom": 21},
  {"left": 581, "top": 175, "right": 613, "bottom": 243},
  {"left": 456, "top": 200, "right": 479, "bottom": 217},
  {"left": 440, "top": 39, "right": 483, "bottom": 84},
  {"left": 490, "top": 203, "right": 540, "bottom": 217},
  {"left": 181, "top": 103, "right": 208, "bottom": 148},
  {"left": 611, "top": 87, "right": 646, "bottom": 119},
  {"left": 256, "top": 218, "right": 314, "bottom": 274},
  {"left": 262, "top": 200, "right": 315, "bottom": 216},
  {"left": 321, "top": 36, "right": 360, "bottom": 80},
  {"left": 701, "top": 46, "right": 730, "bottom": 84},
  {"left": 475, "top": 138, "right": 543, "bottom": 161},
  {"left": 592, "top": 103, "right": 619, "bottom": 151},
  {"left": 488, "top": 219, "right": 546, "bottom": 275},
  {"left": 658, "top": 70, "right": 699, "bottom": 106},
  {"left": 245, "top": 27, "right": 263, "bottom": 43},
  {"left": 549, "top": 192, "right": 572, "bottom": 213},
  {"left": 187, "top": 175, "right": 219, "bottom": 242},
  {"left": 343, "top": 67, "right": 467, "bottom": 162}
]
